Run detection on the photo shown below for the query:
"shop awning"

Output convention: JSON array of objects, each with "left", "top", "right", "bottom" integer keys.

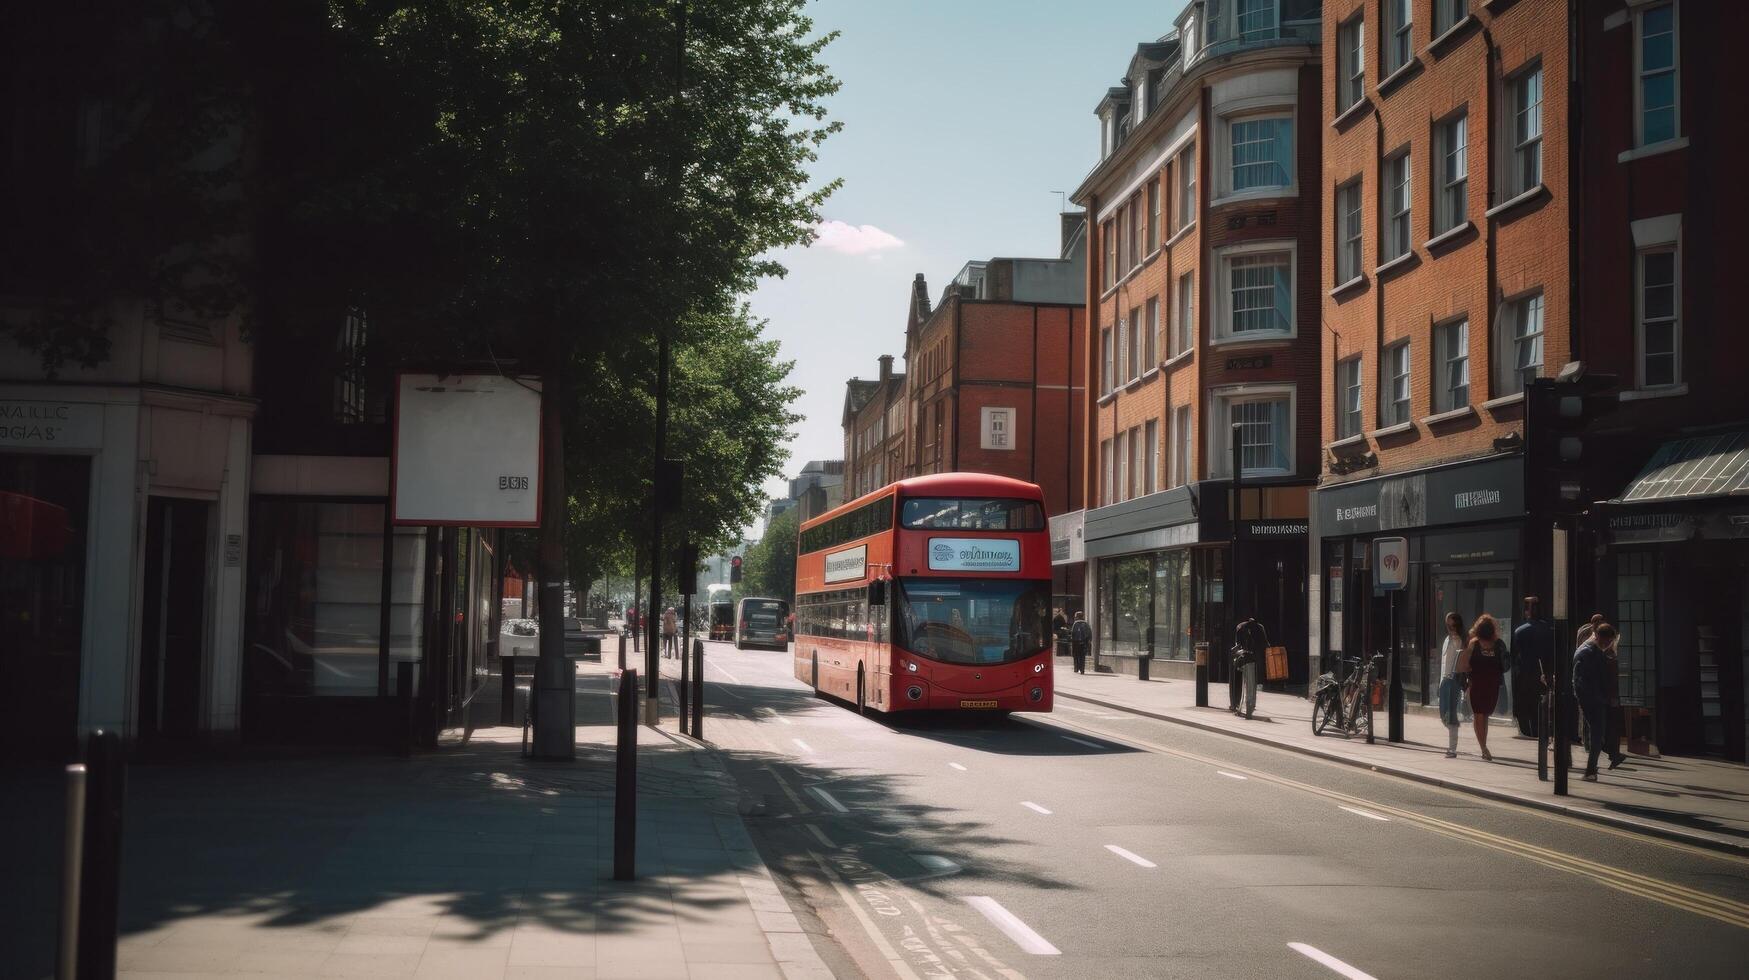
[{"left": 1617, "top": 430, "right": 1749, "bottom": 504}]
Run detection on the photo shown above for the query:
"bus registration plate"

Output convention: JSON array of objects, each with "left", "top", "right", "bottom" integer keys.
[{"left": 959, "top": 699, "right": 999, "bottom": 709}]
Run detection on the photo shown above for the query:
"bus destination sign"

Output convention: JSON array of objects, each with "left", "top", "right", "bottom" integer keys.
[
  {"left": 928, "top": 538, "right": 1021, "bottom": 573},
  {"left": 824, "top": 544, "right": 868, "bottom": 584}
]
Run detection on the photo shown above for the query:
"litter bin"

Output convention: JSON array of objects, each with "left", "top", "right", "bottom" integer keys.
[{"left": 1137, "top": 652, "right": 1152, "bottom": 681}]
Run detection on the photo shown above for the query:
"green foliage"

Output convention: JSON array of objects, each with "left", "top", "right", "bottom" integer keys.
[{"left": 741, "top": 506, "right": 799, "bottom": 602}]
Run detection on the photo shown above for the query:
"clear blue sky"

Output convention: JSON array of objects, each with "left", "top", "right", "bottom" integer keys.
[{"left": 745, "top": 0, "right": 1180, "bottom": 517}]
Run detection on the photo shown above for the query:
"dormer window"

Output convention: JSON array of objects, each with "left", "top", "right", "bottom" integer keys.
[
  {"left": 1183, "top": 14, "right": 1199, "bottom": 67},
  {"left": 1101, "top": 110, "right": 1115, "bottom": 157}
]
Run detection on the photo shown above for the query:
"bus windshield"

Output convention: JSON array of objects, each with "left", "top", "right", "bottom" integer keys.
[
  {"left": 893, "top": 578, "right": 1050, "bottom": 665},
  {"left": 899, "top": 497, "right": 1044, "bottom": 531}
]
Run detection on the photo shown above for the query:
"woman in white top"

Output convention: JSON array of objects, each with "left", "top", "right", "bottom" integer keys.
[{"left": 1437, "top": 611, "right": 1467, "bottom": 757}]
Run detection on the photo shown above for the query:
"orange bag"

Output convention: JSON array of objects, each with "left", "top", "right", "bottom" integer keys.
[{"left": 1265, "top": 646, "right": 1289, "bottom": 682}]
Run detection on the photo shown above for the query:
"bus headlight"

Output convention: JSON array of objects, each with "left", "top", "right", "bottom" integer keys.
[
  {"left": 1029, "top": 687, "right": 1044, "bottom": 702},
  {"left": 907, "top": 686, "right": 924, "bottom": 702}
]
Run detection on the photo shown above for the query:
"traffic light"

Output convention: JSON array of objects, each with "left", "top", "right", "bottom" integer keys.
[
  {"left": 1526, "top": 367, "right": 1618, "bottom": 518},
  {"left": 729, "top": 555, "right": 743, "bottom": 585}
]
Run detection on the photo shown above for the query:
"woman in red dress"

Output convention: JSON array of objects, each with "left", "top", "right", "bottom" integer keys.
[{"left": 1463, "top": 614, "right": 1508, "bottom": 761}]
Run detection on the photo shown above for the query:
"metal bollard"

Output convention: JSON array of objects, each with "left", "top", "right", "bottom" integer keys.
[
  {"left": 613, "top": 669, "right": 638, "bottom": 881},
  {"left": 500, "top": 655, "right": 516, "bottom": 726},
  {"left": 617, "top": 631, "right": 627, "bottom": 671},
  {"left": 1137, "top": 653, "right": 1151, "bottom": 682},
  {"left": 77, "top": 731, "right": 125, "bottom": 980},
  {"left": 1194, "top": 643, "right": 1209, "bottom": 708},
  {"left": 57, "top": 763, "right": 87, "bottom": 980},
  {"left": 691, "top": 638, "right": 704, "bottom": 740}
]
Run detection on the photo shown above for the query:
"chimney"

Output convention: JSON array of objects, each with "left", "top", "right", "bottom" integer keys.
[
  {"left": 912, "top": 273, "right": 931, "bottom": 321},
  {"left": 878, "top": 354, "right": 893, "bottom": 382}
]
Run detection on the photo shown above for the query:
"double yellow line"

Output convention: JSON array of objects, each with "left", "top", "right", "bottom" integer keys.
[{"left": 1037, "top": 716, "right": 1749, "bottom": 931}]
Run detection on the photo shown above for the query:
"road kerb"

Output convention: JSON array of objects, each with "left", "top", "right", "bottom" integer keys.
[{"left": 1056, "top": 689, "right": 1749, "bottom": 859}]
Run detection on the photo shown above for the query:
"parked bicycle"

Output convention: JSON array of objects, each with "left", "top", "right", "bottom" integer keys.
[{"left": 1311, "top": 653, "right": 1384, "bottom": 739}]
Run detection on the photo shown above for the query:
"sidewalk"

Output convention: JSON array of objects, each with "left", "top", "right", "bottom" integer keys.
[
  {"left": 1, "top": 681, "right": 832, "bottom": 979},
  {"left": 1053, "top": 664, "right": 1749, "bottom": 855}
]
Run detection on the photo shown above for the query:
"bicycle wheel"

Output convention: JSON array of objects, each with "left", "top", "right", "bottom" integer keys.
[{"left": 1311, "top": 689, "right": 1334, "bottom": 736}]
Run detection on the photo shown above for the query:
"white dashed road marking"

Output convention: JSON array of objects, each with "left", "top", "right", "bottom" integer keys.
[
  {"left": 1104, "top": 845, "right": 1157, "bottom": 868},
  {"left": 1218, "top": 770, "right": 1249, "bottom": 780},
  {"left": 912, "top": 854, "right": 961, "bottom": 874},
  {"left": 965, "top": 896, "right": 1061, "bottom": 955},
  {"left": 948, "top": 762, "right": 968, "bottom": 771},
  {"left": 1061, "top": 736, "right": 1103, "bottom": 749},
  {"left": 792, "top": 738, "right": 815, "bottom": 754},
  {"left": 1289, "top": 943, "right": 1380, "bottom": 980},
  {"left": 809, "top": 786, "right": 849, "bottom": 813},
  {"left": 1020, "top": 801, "right": 1052, "bottom": 815},
  {"left": 1338, "top": 805, "right": 1390, "bottom": 822}
]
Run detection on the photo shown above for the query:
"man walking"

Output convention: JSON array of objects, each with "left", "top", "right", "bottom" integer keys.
[
  {"left": 1511, "top": 597, "right": 1553, "bottom": 737},
  {"left": 661, "top": 606, "right": 678, "bottom": 659},
  {"left": 1573, "top": 623, "right": 1617, "bottom": 781},
  {"left": 1070, "top": 611, "right": 1092, "bottom": 675}
]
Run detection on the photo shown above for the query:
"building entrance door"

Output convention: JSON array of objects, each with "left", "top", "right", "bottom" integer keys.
[
  {"left": 139, "top": 497, "right": 210, "bottom": 742},
  {"left": 1427, "top": 565, "right": 1517, "bottom": 720}
]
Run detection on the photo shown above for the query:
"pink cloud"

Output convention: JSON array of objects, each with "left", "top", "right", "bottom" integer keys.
[{"left": 813, "top": 220, "right": 904, "bottom": 256}]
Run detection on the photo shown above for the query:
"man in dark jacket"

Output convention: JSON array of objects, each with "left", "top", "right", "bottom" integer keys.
[
  {"left": 1572, "top": 623, "right": 1617, "bottom": 781},
  {"left": 1070, "top": 611, "right": 1092, "bottom": 675},
  {"left": 1511, "top": 597, "right": 1553, "bottom": 737}
]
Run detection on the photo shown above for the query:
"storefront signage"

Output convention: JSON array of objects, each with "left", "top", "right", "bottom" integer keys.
[
  {"left": 1606, "top": 512, "right": 1694, "bottom": 544},
  {"left": 1320, "top": 456, "right": 1523, "bottom": 535},
  {"left": 824, "top": 544, "right": 868, "bottom": 583},
  {"left": 1049, "top": 510, "right": 1085, "bottom": 565},
  {"left": 1374, "top": 537, "right": 1408, "bottom": 590},
  {"left": 0, "top": 400, "right": 103, "bottom": 449},
  {"left": 1240, "top": 519, "right": 1308, "bottom": 538},
  {"left": 927, "top": 537, "right": 1020, "bottom": 573}
]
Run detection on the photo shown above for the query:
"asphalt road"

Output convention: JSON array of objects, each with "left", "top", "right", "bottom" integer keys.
[{"left": 659, "top": 640, "right": 1749, "bottom": 980}]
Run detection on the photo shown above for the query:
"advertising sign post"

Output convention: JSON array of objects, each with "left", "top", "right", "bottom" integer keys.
[{"left": 1375, "top": 537, "right": 1408, "bottom": 744}]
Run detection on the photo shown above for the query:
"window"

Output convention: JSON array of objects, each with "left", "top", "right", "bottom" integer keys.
[
  {"left": 1146, "top": 180, "right": 1160, "bottom": 253},
  {"left": 1128, "top": 197, "right": 1143, "bottom": 270},
  {"left": 1237, "top": 0, "right": 1276, "bottom": 42},
  {"left": 1220, "top": 247, "right": 1294, "bottom": 340},
  {"left": 1117, "top": 431, "right": 1130, "bottom": 502},
  {"left": 899, "top": 498, "right": 1044, "bottom": 531},
  {"left": 1172, "top": 406, "right": 1192, "bottom": 487},
  {"left": 1384, "top": 0, "right": 1412, "bottom": 76},
  {"left": 1511, "top": 66, "right": 1543, "bottom": 194},
  {"left": 1116, "top": 209, "right": 1129, "bottom": 275},
  {"left": 1434, "top": 0, "right": 1468, "bottom": 36},
  {"left": 334, "top": 308, "right": 372, "bottom": 424},
  {"left": 1101, "top": 327, "right": 1114, "bottom": 395},
  {"left": 1, "top": 454, "right": 90, "bottom": 743},
  {"left": 1636, "top": 3, "right": 1678, "bottom": 146},
  {"left": 893, "top": 579, "right": 1050, "bottom": 667},
  {"left": 1144, "top": 419, "right": 1159, "bottom": 494},
  {"left": 1129, "top": 427, "right": 1144, "bottom": 499},
  {"left": 1176, "top": 143, "right": 1197, "bottom": 229},
  {"left": 1336, "top": 180, "right": 1362, "bottom": 284},
  {"left": 1638, "top": 248, "right": 1680, "bottom": 387},
  {"left": 1213, "top": 387, "right": 1294, "bottom": 477},
  {"left": 1127, "top": 308, "right": 1141, "bottom": 380},
  {"left": 1336, "top": 357, "right": 1363, "bottom": 439},
  {"left": 1383, "top": 152, "right": 1411, "bottom": 260},
  {"left": 798, "top": 494, "right": 896, "bottom": 552},
  {"left": 1103, "top": 220, "right": 1116, "bottom": 290},
  {"left": 1383, "top": 340, "right": 1411, "bottom": 426},
  {"left": 1101, "top": 438, "right": 1115, "bottom": 506},
  {"left": 1496, "top": 291, "right": 1544, "bottom": 397},
  {"left": 1230, "top": 117, "right": 1294, "bottom": 193},
  {"left": 1436, "top": 319, "right": 1470, "bottom": 412},
  {"left": 1145, "top": 297, "right": 1160, "bottom": 366},
  {"left": 1175, "top": 271, "right": 1195, "bottom": 354},
  {"left": 1338, "top": 15, "right": 1365, "bottom": 113},
  {"left": 1436, "top": 113, "right": 1468, "bottom": 234}
]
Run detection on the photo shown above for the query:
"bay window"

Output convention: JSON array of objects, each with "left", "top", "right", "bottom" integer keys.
[
  {"left": 1212, "top": 386, "right": 1295, "bottom": 478},
  {"left": 1216, "top": 244, "right": 1295, "bottom": 342},
  {"left": 1229, "top": 116, "right": 1294, "bottom": 195}
]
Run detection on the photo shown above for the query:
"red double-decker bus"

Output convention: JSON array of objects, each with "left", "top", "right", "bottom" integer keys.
[{"left": 792, "top": 473, "right": 1054, "bottom": 714}]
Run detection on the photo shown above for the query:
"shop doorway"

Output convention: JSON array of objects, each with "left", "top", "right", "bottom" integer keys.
[
  {"left": 1427, "top": 565, "right": 1517, "bottom": 719},
  {"left": 139, "top": 497, "right": 210, "bottom": 743}
]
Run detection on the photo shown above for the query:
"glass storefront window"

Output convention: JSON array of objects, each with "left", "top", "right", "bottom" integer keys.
[
  {"left": 1, "top": 453, "right": 90, "bottom": 751},
  {"left": 1151, "top": 551, "right": 1193, "bottom": 659},
  {"left": 247, "top": 500, "right": 413, "bottom": 698},
  {"left": 1104, "top": 555, "right": 1151, "bottom": 657}
]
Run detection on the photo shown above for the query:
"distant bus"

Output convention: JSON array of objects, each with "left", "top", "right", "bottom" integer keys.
[
  {"left": 735, "top": 597, "right": 791, "bottom": 650},
  {"left": 793, "top": 472, "right": 1053, "bottom": 714}
]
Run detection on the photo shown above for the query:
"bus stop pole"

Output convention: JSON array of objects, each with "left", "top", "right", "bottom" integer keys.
[{"left": 692, "top": 637, "right": 705, "bottom": 740}]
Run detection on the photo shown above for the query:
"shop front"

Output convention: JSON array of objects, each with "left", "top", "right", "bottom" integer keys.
[
  {"left": 1594, "top": 431, "right": 1749, "bottom": 761},
  {"left": 1312, "top": 454, "right": 1530, "bottom": 720}
]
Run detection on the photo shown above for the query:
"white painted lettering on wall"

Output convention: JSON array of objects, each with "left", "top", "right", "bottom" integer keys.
[
  {"left": 1453, "top": 489, "right": 1502, "bottom": 510},
  {"left": 1334, "top": 503, "right": 1378, "bottom": 523},
  {"left": 0, "top": 401, "right": 104, "bottom": 449}
]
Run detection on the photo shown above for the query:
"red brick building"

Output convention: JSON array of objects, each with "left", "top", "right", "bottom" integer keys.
[
  {"left": 1071, "top": 0, "right": 1323, "bottom": 680},
  {"left": 843, "top": 356, "right": 904, "bottom": 501},
  {"left": 1313, "top": 0, "right": 1572, "bottom": 716}
]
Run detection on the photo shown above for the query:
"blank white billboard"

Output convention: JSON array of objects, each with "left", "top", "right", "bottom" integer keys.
[{"left": 392, "top": 373, "right": 542, "bottom": 526}]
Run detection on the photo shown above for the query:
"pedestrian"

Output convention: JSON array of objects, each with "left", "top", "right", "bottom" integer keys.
[
  {"left": 1511, "top": 597, "right": 1552, "bottom": 737},
  {"left": 1437, "top": 611, "right": 1467, "bottom": 758},
  {"left": 1603, "top": 631, "right": 1628, "bottom": 770},
  {"left": 1573, "top": 623, "right": 1618, "bottom": 781},
  {"left": 1070, "top": 611, "right": 1092, "bottom": 675},
  {"left": 1575, "top": 612, "right": 1604, "bottom": 647},
  {"left": 1568, "top": 612, "right": 1604, "bottom": 749},
  {"left": 661, "top": 606, "right": 678, "bottom": 659},
  {"left": 1462, "top": 614, "right": 1509, "bottom": 761}
]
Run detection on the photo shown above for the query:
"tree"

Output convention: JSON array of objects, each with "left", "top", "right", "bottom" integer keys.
[{"left": 741, "top": 507, "right": 798, "bottom": 603}]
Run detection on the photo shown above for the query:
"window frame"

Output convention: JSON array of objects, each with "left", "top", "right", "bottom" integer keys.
[
  {"left": 1383, "top": 340, "right": 1412, "bottom": 426},
  {"left": 1433, "top": 0, "right": 1469, "bottom": 37},
  {"left": 1220, "top": 112, "right": 1296, "bottom": 202},
  {"left": 1100, "top": 326, "right": 1114, "bottom": 395},
  {"left": 1102, "top": 220, "right": 1117, "bottom": 291},
  {"left": 1336, "top": 178, "right": 1363, "bottom": 284},
  {"left": 1172, "top": 406, "right": 1192, "bottom": 488},
  {"left": 1176, "top": 142, "right": 1198, "bottom": 230},
  {"left": 1337, "top": 14, "right": 1366, "bottom": 113},
  {"left": 1146, "top": 179, "right": 1160, "bottom": 253},
  {"left": 1145, "top": 296, "right": 1161, "bottom": 366},
  {"left": 1126, "top": 308, "right": 1142, "bottom": 381},
  {"left": 1634, "top": 2, "right": 1680, "bottom": 148},
  {"left": 1101, "top": 438, "right": 1115, "bottom": 506},
  {"left": 1494, "top": 290, "right": 1545, "bottom": 397},
  {"left": 1144, "top": 419, "right": 1160, "bottom": 495},
  {"left": 1384, "top": 0, "right": 1413, "bottom": 76},
  {"left": 1435, "top": 317, "right": 1471, "bottom": 412},
  {"left": 1508, "top": 64, "right": 1544, "bottom": 196},
  {"left": 1636, "top": 245, "right": 1681, "bottom": 390},
  {"left": 1435, "top": 111, "right": 1469, "bottom": 234},
  {"left": 1209, "top": 384, "right": 1297, "bottom": 479},
  {"left": 1175, "top": 270, "right": 1196, "bottom": 355},
  {"left": 1213, "top": 240, "right": 1298, "bottom": 344},
  {"left": 1383, "top": 151, "right": 1411, "bottom": 261},
  {"left": 1336, "top": 356, "right": 1363, "bottom": 440}
]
